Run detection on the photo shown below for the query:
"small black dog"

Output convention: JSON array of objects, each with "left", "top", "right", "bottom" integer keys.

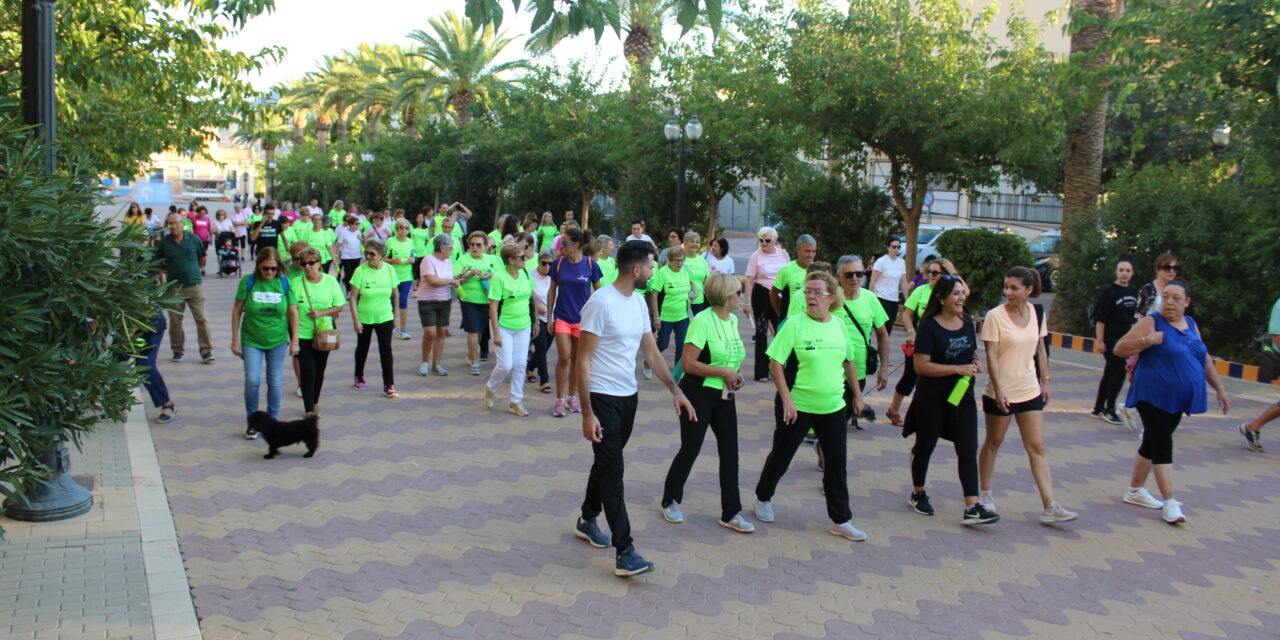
[{"left": 247, "top": 411, "right": 319, "bottom": 459}]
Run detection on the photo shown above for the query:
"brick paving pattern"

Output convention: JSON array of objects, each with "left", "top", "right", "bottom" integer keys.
[{"left": 151, "top": 274, "right": 1280, "bottom": 639}]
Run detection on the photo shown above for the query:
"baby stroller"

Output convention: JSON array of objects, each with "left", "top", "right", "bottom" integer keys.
[{"left": 216, "top": 231, "right": 240, "bottom": 277}]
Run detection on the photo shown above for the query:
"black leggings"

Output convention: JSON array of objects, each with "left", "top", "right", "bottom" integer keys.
[
  {"left": 663, "top": 384, "right": 741, "bottom": 522},
  {"left": 751, "top": 283, "right": 780, "bottom": 380},
  {"left": 843, "top": 378, "right": 867, "bottom": 419},
  {"left": 894, "top": 352, "right": 918, "bottom": 397},
  {"left": 1093, "top": 343, "right": 1127, "bottom": 413},
  {"left": 354, "top": 320, "right": 394, "bottom": 386},
  {"left": 877, "top": 298, "right": 899, "bottom": 335},
  {"left": 527, "top": 319, "right": 551, "bottom": 384},
  {"left": 341, "top": 258, "right": 361, "bottom": 289},
  {"left": 1136, "top": 401, "right": 1181, "bottom": 465},
  {"left": 297, "top": 338, "right": 331, "bottom": 413},
  {"left": 909, "top": 393, "right": 979, "bottom": 497},
  {"left": 755, "top": 398, "right": 851, "bottom": 524}
]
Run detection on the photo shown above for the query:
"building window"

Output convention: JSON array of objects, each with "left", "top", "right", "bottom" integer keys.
[
  {"left": 182, "top": 169, "right": 194, "bottom": 179},
  {"left": 149, "top": 169, "right": 165, "bottom": 182}
]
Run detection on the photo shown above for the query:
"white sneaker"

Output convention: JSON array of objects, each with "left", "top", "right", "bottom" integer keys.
[
  {"left": 483, "top": 387, "right": 495, "bottom": 410},
  {"left": 1119, "top": 405, "right": 1139, "bottom": 433},
  {"left": 1123, "top": 487, "right": 1164, "bottom": 509},
  {"left": 507, "top": 402, "right": 529, "bottom": 417},
  {"left": 642, "top": 368, "right": 653, "bottom": 380},
  {"left": 432, "top": 365, "right": 448, "bottom": 376},
  {"left": 418, "top": 362, "right": 431, "bottom": 376},
  {"left": 754, "top": 500, "right": 775, "bottom": 523},
  {"left": 719, "top": 513, "right": 755, "bottom": 533},
  {"left": 470, "top": 361, "right": 481, "bottom": 376},
  {"left": 1040, "top": 502, "right": 1078, "bottom": 524},
  {"left": 978, "top": 490, "right": 997, "bottom": 513},
  {"left": 829, "top": 521, "right": 868, "bottom": 541},
  {"left": 399, "top": 329, "right": 412, "bottom": 340},
  {"left": 661, "top": 502, "right": 684, "bottom": 523},
  {"left": 295, "top": 386, "right": 303, "bottom": 398},
  {"left": 1161, "top": 498, "right": 1186, "bottom": 524}
]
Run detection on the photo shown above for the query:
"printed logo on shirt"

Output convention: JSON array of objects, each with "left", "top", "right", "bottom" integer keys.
[
  {"left": 253, "top": 291, "right": 283, "bottom": 304},
  {"left": 945, "top": 336, "right": 972, "bottom": 360}
]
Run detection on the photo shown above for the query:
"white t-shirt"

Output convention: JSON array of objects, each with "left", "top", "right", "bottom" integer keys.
[
  {"left": 335, "top": 226, "right": 363, "bottom": 260},
  {"left": 531, "top": 269, "right": 551, "bottom": 323},
  {"left": 580, "top": 284, "right": 650, "bottom": 397},
  {"left": 306, "top": 205, "right": 322, "bottom": 216},
  {"left": 871, "top": 255, "right": 907, "bottom": 301},
  {"left": 704, "top": 252, "right": 735, "bottom": 275},
  {"left": 625, "top": 234, "right": 655, "bottom": 247}
]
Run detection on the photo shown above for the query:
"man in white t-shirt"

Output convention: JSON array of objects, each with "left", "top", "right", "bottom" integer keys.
[
  {"left": 573, "top": 239, "right": 695, "bottom": 578},
  {"left": 306, "top": 199, "right": 323, "bottom": 217},
  {"left": 868, "top": 238, "right": 910, "bottom": 334},
  {"left": 624, "top": 219, "right": 655, "bottom": 248}
]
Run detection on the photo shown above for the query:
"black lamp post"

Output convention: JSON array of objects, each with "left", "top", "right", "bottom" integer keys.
[
  {"left": 267, "top": 161, "right": 277, "bottom": 203},
  {"left": 461, "top": 146, "right": 476, "bottom": 211},
  {"left": 664, "top": 115, "right": 702, "bottom": 231},
  {"left": 304, "top": 156, "right": 313, "bottom": 202},
  {"left": 362, "top": 151, "right": 374, "bottom": 210},
  {"left": 5, "top": 0, "right": 94, "bottom": 523}
]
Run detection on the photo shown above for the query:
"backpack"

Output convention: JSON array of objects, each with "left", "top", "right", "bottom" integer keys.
[{"left": 246, "top": 274, "right": 289, "bottom": 297}]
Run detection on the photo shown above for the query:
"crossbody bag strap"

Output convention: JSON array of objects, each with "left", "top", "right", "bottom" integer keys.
[{"left": 301, "top": 276, "right": 321, "bottom": 334}]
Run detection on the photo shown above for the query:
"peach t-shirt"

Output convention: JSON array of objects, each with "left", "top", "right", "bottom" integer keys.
[{"left": 980, "top": 303, "right": 1046, "bottom": 403}]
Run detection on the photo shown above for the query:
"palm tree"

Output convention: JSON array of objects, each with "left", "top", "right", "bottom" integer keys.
[
  {"left": 526, "top": 0, "right": 673, "bottom": 95},
  {"left": 349, "top": 44, "right": 423, "bottom": 142},
  {"left": 406, "top": 11, "right": 529, "bottom": 126},
  {"left": 1062, "top": 0, "right": 1122, "bottom": 223},
  {"left": 235, "top": 105, "right": 291, "bottom": 162}
]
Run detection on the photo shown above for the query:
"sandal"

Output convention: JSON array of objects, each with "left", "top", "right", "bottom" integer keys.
[
  {"left": 540, "top": 383, "right": 552, "bottom": 394},
  {"left": 155, "top": 402, "right": 176, "bottom": 424},
  {"left": 886, "top": 408, "right": 904, "bottom": 427},
  {"left": 527, "top": 373, "right": 537, "bottom": 383}
]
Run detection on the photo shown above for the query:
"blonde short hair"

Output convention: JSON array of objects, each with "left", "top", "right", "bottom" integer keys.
[
  {"left": 297, "top": 246, "right": 322, "bottom": 263},
  {"left": 806, "top": 271, "right": 844, "bottom": 310},
  {"left": 703, "top": 272, "right": 741, "bottom": 307}
]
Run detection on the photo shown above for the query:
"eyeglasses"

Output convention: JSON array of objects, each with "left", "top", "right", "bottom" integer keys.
[
  {"left": 259, "top": 266, "right": 278, "bottom": 272},
  {"left": 539, "top": 262, "right": 552, "bottom": 267},
  {"left": 299, "top": 260, "right": 319, "bottom": 267},
  {"left": 889, "top": 244, "right": 901, "bottom": 249},
  {"left": 840, "top": 271, "right": 866, "bottom": 279},
  {"left": 364, "top": 251, "right": 378, "bottom": 257},
  {"left": 939, "top": 274, "right": 960, "bottom": 282},
  {"left": 1158, "top": 264, "right": 1181, "bottom": 272},
  {"left": 927, "top": 270, "right": 943, "bottom": 276},
  {"left": 804, "top": 289, "right": 831, "bottom": 297}
]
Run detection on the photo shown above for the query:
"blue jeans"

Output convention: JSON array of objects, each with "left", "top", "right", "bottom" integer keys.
[
  {"left": 134, "top": 314, "right": 171, "bottom": 408},
  {"left": 243, "top": 342, "right": 288, "bottom": 419},
  {"left": 656, "top": 318, "right": 689, "bottom": 367}
]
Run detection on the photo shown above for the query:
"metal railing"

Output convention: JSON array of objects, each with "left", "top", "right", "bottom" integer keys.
[{"left": 970, "top": 193, "right": 1063, "bottom": 223}]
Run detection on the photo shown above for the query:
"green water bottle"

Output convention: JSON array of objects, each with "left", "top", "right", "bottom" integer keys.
[{"left": 947, "top": 375, "right": 972, "bottom": 406}]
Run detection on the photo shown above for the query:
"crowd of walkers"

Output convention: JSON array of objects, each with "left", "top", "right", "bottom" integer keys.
[{"left": 131, "top": 199, "right": 1274, "bottom": 578}]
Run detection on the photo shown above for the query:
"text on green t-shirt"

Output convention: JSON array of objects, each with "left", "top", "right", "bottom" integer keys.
[
  {"left": 288, "top": 273, "right": 345, "bottom": 340},
  {"left": 488, "top": 267, "right": 534, "bottom": 330},
  {"left": 235, "top": 275, "right": 291, "bottom": 349},
  {"left": 649, "top": 265, "right": 693, "bottom": 322},
  {"left": 766, "top": 313, "right": 854, "bottom": 414}
]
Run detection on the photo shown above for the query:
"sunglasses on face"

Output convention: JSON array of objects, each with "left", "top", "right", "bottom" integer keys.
[
  {"left": 759, "top": 238, "right": 773, "bottom": 243},
  {"left": 299, "top": 260, "right": 319, "bottom": 267},
  {"left": 889, "top": 244, "right": 900, "bottom": 249},
  {"left": 539, "top": 262, "right": 552, "bottom": 267},
  {"left": 928, "top": 270, "right": 942, "bottom": 276},
  {"left": 840, "top": 271, "right": 866, "bottom": 279},
  {"left": 1158, "top": 264, "right": 1181, "bottom": 272},
  {"left": 364, "top": 251, "right": 378, "bottom": 258},
  {"left": 259, "top": 266, "right": 278, "bottom": 273}
]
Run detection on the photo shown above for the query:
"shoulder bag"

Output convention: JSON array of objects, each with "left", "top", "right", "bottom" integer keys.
[{"left": 302, "top": 276, "right": 340, "bottom": 351}]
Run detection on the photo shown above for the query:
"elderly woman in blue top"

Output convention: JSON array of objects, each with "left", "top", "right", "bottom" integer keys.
[{"left": 1114, "top": 279, "right": 1228, "bottom": 525}]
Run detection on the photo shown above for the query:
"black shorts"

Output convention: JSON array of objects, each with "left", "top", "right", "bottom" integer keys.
[
  {"left": 418, "top": 299, "right": 451, "bottom": 327},
  {"left": 982, "top": 394, "right": 1045, "bottom": 417},
  {"left": 459, "top": 300, "right": 489, "bottom": 333}
]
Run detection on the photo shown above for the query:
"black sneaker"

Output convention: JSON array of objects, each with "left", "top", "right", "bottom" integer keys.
[
  {"left": 850, "top": 416, "right": 863, "bottom": 430},
  {"left": 1101, "top": 411, "right": 1123, "bottom": 426},
  {"left": 909, "top": 491, "right": 934, "bottom": 516},
  {"left": 614, "top": 546, "right": 655, "bottom": 577},
  {"left": 1240, "top": 423, "right": 1264, "bottom": 453},
  {"left": 201, "top": 350, "right": 215, "bottom": 364},
  {"left": 172, "top": 352, "right": 183, "bottom": 363},
  {"left": 574, "top": 517, "right": 610, "bottom": 548},
  {"left": 963, "top": 504, "right": 1000, "bottom": 525}
]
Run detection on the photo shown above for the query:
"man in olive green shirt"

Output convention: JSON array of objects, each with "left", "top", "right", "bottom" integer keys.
[{"left": 155, "top": 213, "right": 214, "bottom": 363}]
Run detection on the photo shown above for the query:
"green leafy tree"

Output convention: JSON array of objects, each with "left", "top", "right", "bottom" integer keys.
[
  {"left": 0, "top": 0, "right": 280, "bottom": 176},
  {"left": 0, "top": 91, "right": 165, "bottom": 526},
  {"left": 934, "top": 228, "right": 1035, "bottom": 313},
  {"left": 775, "top": 0, "right": 1064, "bottom": 272},
  {"left": 769, "top": 167, "right": 898, "bottom": 265}
]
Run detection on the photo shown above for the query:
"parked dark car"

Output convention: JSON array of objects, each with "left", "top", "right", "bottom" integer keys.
[{"left": 1029, "top": 230, "right": 1060, "bottom": 292}]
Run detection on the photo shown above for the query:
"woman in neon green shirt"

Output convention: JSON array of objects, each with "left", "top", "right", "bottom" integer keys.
[
  {"left": 484, "top": 243, "right": 540, "bottom": 416},
  {"left": 348, "top": 237, "right": 400, "bottom": 398},
  {"left": 646, "top": 246, "right": 696, "bottom": 369},
  {"left": 385, "top": 219, "right": 417, "bottom": 340},
  {"left": 754, "top": 270, "right": 867, "bottom": 542},
  {"left": 410, "top": 214, "right": 434, "bottom": 285},
  {"left": 231, "top": 247, "right": 298, "bottom": 424},
  {"left": 456, "top": 230, "right": 496, "bottom": 375},
  {"left": 288, "top": 246, "right": 345, "bottom": 416},
  {"left": 537, "top": 212, "right": 559, "bottom": 253},
  {"left": 594, "top": 234, "right": 618, "bottom": 286},
  {"left": 681, "top": 231, "right": 710, "bottom": 316},
  {"left": 887, "top": 258, "right": 957, "bottom": 427},
  {"left": 660, "top": 273, "right": 754, "bottom": 533}
]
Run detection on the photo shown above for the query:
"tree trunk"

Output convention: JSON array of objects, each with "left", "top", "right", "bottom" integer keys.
[
  {"left": 404, "top": 108, "right": 418, "bottom": 139},
  {"left": 579, "top": 182, "right": 592, "bottom": 231},
  {"left": 292, "top": 113, "right": 305, "bottom": 146},
  {"left": 316, "top": 117, "right": 331, "bottom": 150},
  {"left": 1062, "top": 0, "right": 1121, "bottom": 226},
  {"left": 886, "top": 157, "right": 926, "bottom": 274},
  {"left": 366, "top": 112, "right": 381, "bottom": 143},
  {"left": 704, "top": 174, "right": 720, "bottom": 244}
]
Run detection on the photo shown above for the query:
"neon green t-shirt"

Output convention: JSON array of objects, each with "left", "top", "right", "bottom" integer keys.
[
  {"left": 905, "top": 283, "right": 933, "bottom": 316},
  {"left": 411, "top": 228, "right": 433, "bottom": 262},
  {"left": 349, "top": 262, "right": 398, "bottom": 325},
  {"left": 455, "top": 252, "right": 494, "bottom": 304},
  {"left": 766, "top": 312, "right": 854, "bottom": 414},
  {"left": 294, "top": 226, "right": 335, "bottom": 263},
  {"left": 488, "top": 229, "right": 503, "bottom": 249},
  {"left": 385, "top": 236, "right": 416, "bottom": 283},
  {"left": 683, "top": 308, "right": 746, "bottom": 390},
  {"left": 648, "top": 265, "right": 693, "bottom": 322},
  {"left": 288, "top": 273, "right": 345, "bottom": 340},
  {"left": 598, "top": 256, "right": 618, "bottom": 287},
  {"left": 278, "top": 224, "right": 303, "bottom": 256},
  {"left": 684, "top": 252, "right": 710, "bottom": 305},
  {"left": 537, "top": 225, "right": 558, "bottom": 252},
  {"left": 838, "top": 292, "right": 890, "bottom": 380},
  {"left": 235, "top": 275, "right": 291, "bottom": 350},
  {"left": 773, "top": 261, "right": 808, "bottom": 318},
  {"left": 487, "top": 267, "right": 534, "bottom": 331}
]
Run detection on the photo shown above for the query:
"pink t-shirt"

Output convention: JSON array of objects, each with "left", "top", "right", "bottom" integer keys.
[
  {"left": 746, "top": 248, "right": 790, "bottom": 289},
  {"left": 187, "top": 214, "right": 211, "bottom": 243},
  {"left": 416, "top": 253, "right": 454, "bottom": 302}
]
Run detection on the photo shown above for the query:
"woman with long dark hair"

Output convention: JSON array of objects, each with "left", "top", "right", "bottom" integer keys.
[
  {"left": 1091, "top": 257, "right": 1140, "bottom": 425},
  {"left": 886, "top": 258, "right": 957, "bottom": 426},
  {"left": 547, "top": 227, "right": 602, "bottom": 416},
  {"left": 902, "top": 274, "right": 997, "bottom": 525}
]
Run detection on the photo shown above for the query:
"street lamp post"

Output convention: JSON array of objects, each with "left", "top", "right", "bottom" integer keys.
[
  {"left": 362, "top": 152, "right": 375, "bottom": 210},
  {"left": 267, "top": 161, "right": 277, "bottom": 203},
  {"left": 461, "top": 147, "right": 476, "bottom": 211},
  {"left": 664, "top": 115, "right": 702, "bottom": 231},
  {"left": 304, "top": 156, "right": 313, "bottom": 202}
]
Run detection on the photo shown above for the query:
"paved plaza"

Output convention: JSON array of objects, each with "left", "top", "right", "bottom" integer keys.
[{"left": 5, "top": 272, "right": 1280, "bottom": 639}]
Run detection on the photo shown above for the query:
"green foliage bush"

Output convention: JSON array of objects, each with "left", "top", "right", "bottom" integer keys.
[
  {"left": 0, "top": 92, "right": 165, "bottom": 521},
  {"left": 1055, "top": 161, "right": 1280, "bottom": 362},
  {"left": 769, "top": 168, "right": 899, "bottom": 266},
  {"left": 934, "top": 228, "right": 1035, "bottom": 313}
]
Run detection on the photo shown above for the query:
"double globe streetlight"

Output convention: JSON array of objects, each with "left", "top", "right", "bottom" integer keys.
[
  {"left": 664, "top": 115, "right": 702, "bottom": 231},
  {"left": 361, "top": 152, "right": 375, "bottom": 210}
]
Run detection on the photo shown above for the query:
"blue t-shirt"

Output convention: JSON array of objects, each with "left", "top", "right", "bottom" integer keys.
[
  {"left": 1127, "top": 313, "right": 1208, "bottom": 416},
  {"left": 550, "top": 256, "right": 602, "bottom": 324}
]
